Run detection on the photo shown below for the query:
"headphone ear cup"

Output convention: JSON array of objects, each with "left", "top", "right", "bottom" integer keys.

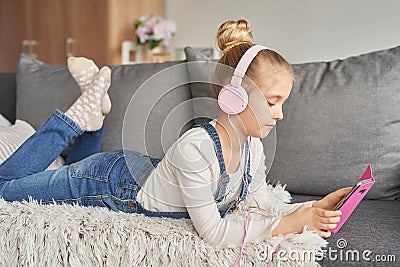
[{"left": 218, "top": 84, "right": 249, "bottom": 115}]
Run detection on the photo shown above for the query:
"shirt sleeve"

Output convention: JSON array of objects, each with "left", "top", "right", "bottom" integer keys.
[
  {"left": 247, "top": 138, "right": 315, "bottom": 216},
  {"left": 170, "top": 140, "right": 282, "bottom": 246}
]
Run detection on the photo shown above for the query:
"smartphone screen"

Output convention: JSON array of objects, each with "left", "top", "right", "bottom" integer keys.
[{"left": 333, "top": 178, "right": 373, "bottom": 210}]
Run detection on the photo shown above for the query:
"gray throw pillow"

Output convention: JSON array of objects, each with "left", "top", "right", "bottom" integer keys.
[
  {"left": 16, "top": 54, "right": 193, "bottom": 159},
  {"left": 184, "top": 47, "right": 219, "bottom": 124},
  {"left": 184, "top": 46, "right": 400, "bottom": 200}
]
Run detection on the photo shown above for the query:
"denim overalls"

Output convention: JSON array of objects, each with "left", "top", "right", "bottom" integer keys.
[{"left": 122, "top": 122, "right": 253, "bottom": 219}]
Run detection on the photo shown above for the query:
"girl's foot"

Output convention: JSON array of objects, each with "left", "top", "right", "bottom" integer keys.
[
  {"left": 67, "top": 57, "right": 112, "bottom": 115},
  {"left": 65, "top": 66, "right": 111, "bottom": 131}
]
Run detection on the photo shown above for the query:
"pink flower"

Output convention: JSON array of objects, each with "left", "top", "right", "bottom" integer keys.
[
  {"left": 145, "top": 21, "right": 154, "bottom": 31},
  {"left": 134, "top": 16, "right": 176, "bottom": 46},
  {"left": 135, "top": 27, "right": 148, "bottom": 44}
]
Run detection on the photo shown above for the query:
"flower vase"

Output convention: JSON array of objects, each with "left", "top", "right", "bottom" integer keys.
[
  {"left": 136, "top": 44, "right": 162, "bottom": 62},
  {"left": 147, "top": 46, "right": 162, "bottom": 62}
]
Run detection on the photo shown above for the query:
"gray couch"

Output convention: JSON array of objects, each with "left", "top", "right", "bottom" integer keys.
[{"left": 1, "top": 45, "right": 399, "bottom": 266}]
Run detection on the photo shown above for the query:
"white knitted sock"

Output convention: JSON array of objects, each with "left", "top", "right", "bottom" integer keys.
[
  {"left": 67, "top": 57, "right": 112, "bottom": 115},
  {"left": 65, "top": 66, "right": 111, "bottom": 131}
]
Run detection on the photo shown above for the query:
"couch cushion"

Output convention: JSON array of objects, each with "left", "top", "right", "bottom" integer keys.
[
  {"left": 185, "top": 45, "right": 400, "bottom": 200},
  {"left": 16, "top": 54, "right": 193, "bottom": 159},
  {"left": 0, "top": 114, "right": 11, "bottom": 127},
  {"left": 0, "top": 73, "right": 16, "bottom": 123}
]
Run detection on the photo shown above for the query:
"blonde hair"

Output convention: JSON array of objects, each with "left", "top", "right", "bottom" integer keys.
[{"left": 213, "top": 19, "right": 294, "bottom": 98}]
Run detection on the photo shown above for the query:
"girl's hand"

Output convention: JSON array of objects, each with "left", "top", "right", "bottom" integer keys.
[
  {"left": 272, "top": 205, "right": 342, "bottom": 238},
  {"left": 312, "top": 187, "right": 353, "bottom": 211}
]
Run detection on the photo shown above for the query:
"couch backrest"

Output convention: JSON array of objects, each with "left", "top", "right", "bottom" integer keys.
[
  {"left": 0, "top": 73, "right": 16, "bottom": 123},
  {"left": 16, "top": 54, "right": 193, "bottom": 159}
]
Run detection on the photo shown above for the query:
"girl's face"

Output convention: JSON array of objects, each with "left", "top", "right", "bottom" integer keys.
[{"left": 240, "top": 70, "right": 293, "bottom": 138}]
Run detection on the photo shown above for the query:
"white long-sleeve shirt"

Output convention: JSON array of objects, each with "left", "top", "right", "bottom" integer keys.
[{"left": 136, "top": 119, "right": 314, "bottom": 246}]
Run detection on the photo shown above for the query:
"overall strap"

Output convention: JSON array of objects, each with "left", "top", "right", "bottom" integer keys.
[
  {"left": 193, "top": 122, "right": 230, "bottom": 203},
  {"left": 238, "top": 139, "right": 252, "bottom": 201},
  {"left": 219, "top": 140, "right": 252, "bottom": 218}
]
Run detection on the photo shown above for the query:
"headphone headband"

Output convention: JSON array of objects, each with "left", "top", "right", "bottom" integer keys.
[
  {"left": 230, "top": 44, "right": 269, "bottom": 88},
  {"left": 218, "top": 44, "right": 270, "bottom": 115}
]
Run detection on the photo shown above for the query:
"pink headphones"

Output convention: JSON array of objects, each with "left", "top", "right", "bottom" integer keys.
[{"left": 218, "top": 44, "right": 269, "bottom": 115}]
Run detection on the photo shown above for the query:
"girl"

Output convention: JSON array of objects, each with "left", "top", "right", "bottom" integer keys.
[{"left": 0, "top": 19, "right": 350, "bottom": 255}]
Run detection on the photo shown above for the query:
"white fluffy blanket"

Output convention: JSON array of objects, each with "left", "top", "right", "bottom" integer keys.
[{"left": 0, "top": 183, "right": 326, "bottom": 266}]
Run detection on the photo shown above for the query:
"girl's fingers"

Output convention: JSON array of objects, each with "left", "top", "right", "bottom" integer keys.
[
  {"left": 336, "top": 187, "right": 352, "bottom": 197},
  {"left": 339, "top": 187, "right": 353, "bottom": 192},
  {"left": 315, "top": 229, "right": 332, "bottom": 238},
  {"left": 319, "top": 216, "right": 341, "bottom": 224},
  {"left": 318, "top": 222, "right": 338, "bottom": 230},
  {"left": 316, "top": 207, "right": 342, "bottom": 218}
]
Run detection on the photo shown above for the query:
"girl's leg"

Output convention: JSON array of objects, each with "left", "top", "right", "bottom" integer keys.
[
  {"left": 65, "top": 123, "right": 104, "bottom": 165},
  {"left": 0, "top": 109, "right": 83, "bottom": 180},
  {"left": 64, "top": 57, "right": 112, "bottom": 165},
  {"left": 0, "top": 66, "right": 111, "bottom": 180},
  {"left": 0, "top": 166, "right": 78, "bottom": 204},
  {"left": 0, "top": 150, "right": 126, "bottom": 209}
]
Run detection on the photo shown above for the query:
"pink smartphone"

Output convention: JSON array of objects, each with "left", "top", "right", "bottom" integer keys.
[{"left": 331, "top": 165, "right": 375, "bottom": 233}]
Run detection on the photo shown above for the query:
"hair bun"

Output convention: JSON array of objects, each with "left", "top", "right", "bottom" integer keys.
[{"left": 216, "top": 19, "right": 254, "bottom": 52}]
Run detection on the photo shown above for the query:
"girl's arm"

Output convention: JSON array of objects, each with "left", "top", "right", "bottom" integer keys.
[{"left": 171, "top": 141, "right": 283, "bottom": 246}]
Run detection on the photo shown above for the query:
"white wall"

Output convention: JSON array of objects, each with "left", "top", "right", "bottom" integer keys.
[{"left": 165, "top": 0, "right": 400, "bottom": 63}]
